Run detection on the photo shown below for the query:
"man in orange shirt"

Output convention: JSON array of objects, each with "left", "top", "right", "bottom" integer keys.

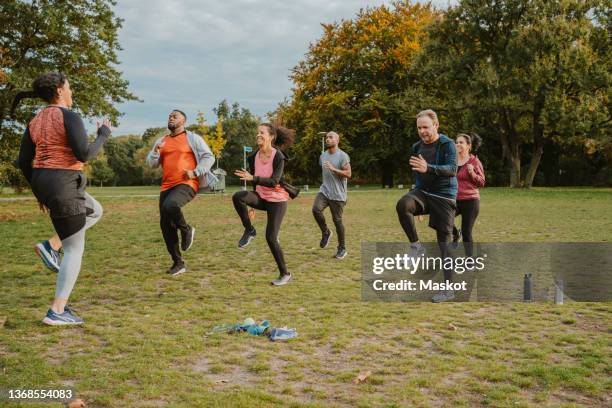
[{"left": 146, "top": 110, "right": 214, "bottom": 275}]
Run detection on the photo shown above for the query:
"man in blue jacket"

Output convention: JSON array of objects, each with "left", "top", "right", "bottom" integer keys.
[{"left": 396, "top": 109, "right": 458, "bottom": 302}]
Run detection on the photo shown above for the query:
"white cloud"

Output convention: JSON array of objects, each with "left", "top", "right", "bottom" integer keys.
[{"left": 106, "top": 0, "right": 455, "bottom": 135}]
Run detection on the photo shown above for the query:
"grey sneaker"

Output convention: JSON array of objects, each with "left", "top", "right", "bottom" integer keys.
[
  {"left": 431, "top": 289, "right": 455, "bottom": 303},
  {"left": 167, "top": 262, "right": 186, "bottom": 276},
  {"left": 334, "top": 248, "right": 347, "bottom": 259},
  {"left": 271, "top": 273, "right": 292, "bottom": 286},
  {"left": 409, "top": 241, "right": 426, "bottom": 257}
]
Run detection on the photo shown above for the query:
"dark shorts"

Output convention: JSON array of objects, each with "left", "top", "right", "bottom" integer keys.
[
  {"left": 31, "top": 168, "right": 87, "bottom": 218},
  {"left": 405, "top": 189, "right": 456, "bottom": 234}
]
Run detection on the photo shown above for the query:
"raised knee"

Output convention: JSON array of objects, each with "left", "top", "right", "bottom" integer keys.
[
  {"left": 94, "top": 202, "right": 103, "bottom": 218},
  {"left": 161, "top": 201, "right": 179, "bottom": 214},
  {"left": 232, "top": 191, "right": 247, "bottom": 203},
  {"left": 396, "top": 198, "right": 407, "bottom": 214}
]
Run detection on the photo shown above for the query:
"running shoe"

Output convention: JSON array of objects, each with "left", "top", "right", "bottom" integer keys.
[
  {"left": 334, "top": 248, "right": 347, "bottom": 259},
  {"left": 34, "top": 240, "right": 61, "bottom": 273},
  {"left": 409, "top": 241, "right": 426, "bottom": 257},
  {"left": 431, "top": 289, "right": 455, "bottom": 303},
  {"left": 167, "top": 262, "right": 186, "bottom": 276},
  {"left": 271, "top": 273, "right": 292, "bottom": 286},
  {"left": 451, "top": 228, "right": 462, "bottom": 249},
  {"left": 181, "top": 226, "right": 196, "bottom": 251},
  {"left": 42, "top": 306, "right": 84, "bottom": 326},
  {"left": 319, "top": 229, "right": 332, "bottom": 249},
  {"left": 238, "top": 227, "right": 257, "bottom": 248}
]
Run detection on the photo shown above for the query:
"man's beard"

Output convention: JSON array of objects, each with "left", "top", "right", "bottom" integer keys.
[{"left": 168, "top": 123, "right": 177, "bottom": 131}]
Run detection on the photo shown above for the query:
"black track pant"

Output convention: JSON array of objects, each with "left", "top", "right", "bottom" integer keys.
[
  {"left": 232, "top": 190, "right": 288, "bottom": 276},
  {"left": 159, "top": 184, "right": 196, "bottom": 263},
  {"left": 312, "top": 192, "right": 346, "bottom": 249}
]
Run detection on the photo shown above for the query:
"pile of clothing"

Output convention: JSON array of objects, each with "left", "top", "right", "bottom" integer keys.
[{"left": 211, "top": 317, "right": 297, "bottom": 341}]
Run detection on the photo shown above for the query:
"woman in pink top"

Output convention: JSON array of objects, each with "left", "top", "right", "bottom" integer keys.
[
  {"left": 233, "top": 124, "right": 296, "bottom": 286},
  {"left": 453, "top": 133, "right": 485, "bottom": 254}
]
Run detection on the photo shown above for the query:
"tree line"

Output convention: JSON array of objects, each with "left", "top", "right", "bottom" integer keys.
[
  {"left": 1, "top": 0, "right": 610, "bottom": 190},
  {"left": 274, "top": 0, "right": 610, "bottom": 188}
]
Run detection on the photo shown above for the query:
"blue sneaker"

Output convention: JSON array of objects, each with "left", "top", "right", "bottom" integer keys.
[
  {"left": 35, "top": 241, "right": 61, "bottom": 273},
  {"left": 42, "top": 306, "right": 84, "bottom": 326}
]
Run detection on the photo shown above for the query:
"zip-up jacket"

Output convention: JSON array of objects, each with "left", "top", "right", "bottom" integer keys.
[
  {"left": 411, "top": 133, "right": 458, "bottom": 199},
  {"left": 146, "top": 131, "right": 218, "bottom": 191}
]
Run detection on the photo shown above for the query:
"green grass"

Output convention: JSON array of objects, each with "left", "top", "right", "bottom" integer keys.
[{"left": 1, "top": 187, "right": 611, "bottom": 407}]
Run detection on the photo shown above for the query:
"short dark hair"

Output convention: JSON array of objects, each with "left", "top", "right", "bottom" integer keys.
[{"left": 172, "top": 109, "right": 187, "bottom": 121}]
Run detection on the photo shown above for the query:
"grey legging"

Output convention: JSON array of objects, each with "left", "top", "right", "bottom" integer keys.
[{"left": 55, "top": 193, "right": 103, "bottom": 299}]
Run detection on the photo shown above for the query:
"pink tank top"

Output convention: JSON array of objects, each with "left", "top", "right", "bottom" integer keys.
[{"left": 255, "top": 148, "right": 289, "bottom": 202}]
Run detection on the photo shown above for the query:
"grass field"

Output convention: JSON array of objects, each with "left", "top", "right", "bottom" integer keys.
[{"left": 1, "top": 187, "right": 611, "bottom": 407}]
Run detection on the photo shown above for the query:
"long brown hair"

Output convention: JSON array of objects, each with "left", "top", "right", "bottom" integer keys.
[{"left": 260, "top": 123, "right": 296, "bottom": 150}]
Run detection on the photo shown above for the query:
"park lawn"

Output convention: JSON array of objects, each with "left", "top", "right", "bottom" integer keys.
[{"left": 0, "top": 187, "right": 610, "bottom": 407}]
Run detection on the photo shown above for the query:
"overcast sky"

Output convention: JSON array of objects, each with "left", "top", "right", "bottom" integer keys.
[{"left": 107, "top": 0, "right": 456, "bottom": 135}]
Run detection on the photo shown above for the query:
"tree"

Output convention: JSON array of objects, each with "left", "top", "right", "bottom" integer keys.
[
  {"left": 88, "top": 154, "right": 115, "bottom": 186},
  {"left": 276, "top": 1, "right": 436, "bottom": 186},
  {"left": 104, "top": 135, "right": 144, "bottom": 185},
  {"left": 142, "top": 127, "right": 166, "bottom": 144},
  {"left": 0, "top": 0, "right": 138, "bottom": 187},
  {"left": 210, "top": 115, "right": 227, "bottom": 169},
  {"left": 213, "top": 101, "right": 259, "bottom": 183},
  {"left": 418, "top": 0, "right": 611, "bottom": 187},
  {"left": 134, "top": 137, "right": 162, "bottom": 185}
]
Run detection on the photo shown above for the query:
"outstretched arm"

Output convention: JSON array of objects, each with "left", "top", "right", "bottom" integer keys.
[{"left": 63, "top": 109, "right": 111, "bottom": 162}]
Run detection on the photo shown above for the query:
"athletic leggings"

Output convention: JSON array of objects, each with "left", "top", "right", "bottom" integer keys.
[
  {"left": 453, "top": 199, "right": 480, "bottom": 242},
  {"left": 453, "top": 199, "right": 480, "bottom": 257},
  {"left": 232, "top": 190, "right": 288, "bottom": 276},
  {"left": 54, "top": 193, "right": 103, "bottom": 299}
]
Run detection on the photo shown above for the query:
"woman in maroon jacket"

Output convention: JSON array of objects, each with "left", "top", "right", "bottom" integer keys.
[{"left": 453, "top": 134, "right": 485, "bottom": 254}]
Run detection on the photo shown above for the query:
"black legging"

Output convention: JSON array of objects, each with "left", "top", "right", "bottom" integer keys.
[
  {"left": 453, "top": 199, "right": 480, "bottom": 257},
  {"left": 232, "top": 190, "right": 288, "bottom": 276}
]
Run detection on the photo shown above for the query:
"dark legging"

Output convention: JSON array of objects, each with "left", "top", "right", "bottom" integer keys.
[
  {"left": 453, "top": 199, "right": 480, "bottom": 257},
  {"left": 232, "top": 190, "right": 288, "bottom": 275},
  {"left": 453, "top": 199, "right": 480, "bottom": 242}
]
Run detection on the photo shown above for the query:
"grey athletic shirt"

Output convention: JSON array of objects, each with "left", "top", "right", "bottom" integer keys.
[{"left": 319, "top": 148, "right": 350, "bottom": 202}]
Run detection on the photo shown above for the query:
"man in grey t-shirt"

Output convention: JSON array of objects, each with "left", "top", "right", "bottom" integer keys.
[{"left": 312, "top": 131, "right": 351, "bottom": 259}]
